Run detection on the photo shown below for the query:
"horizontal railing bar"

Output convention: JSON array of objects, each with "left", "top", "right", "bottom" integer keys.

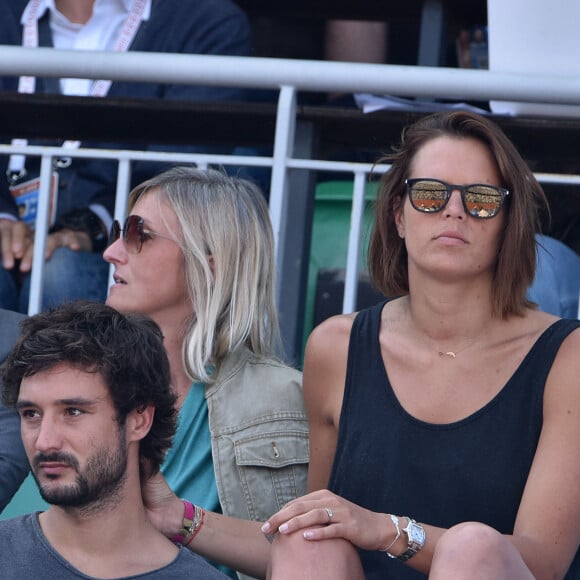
[
  {"left": 285, "top": 158, "right": 389, "bottom": 173},
  {"left": 531, "top": 173, "right": 580, "bottom": 185},
  {"left": 0, "top": 145, "right": 273, "bottom": 167},
  {"left": 2, "top": 46, "right": 580, "bottom": 105},
  {"left": 2, "top": 144, "right": 579, "bottom": 186}
]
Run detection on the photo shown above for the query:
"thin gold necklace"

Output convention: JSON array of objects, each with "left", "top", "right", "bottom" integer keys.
[
  {"left": 434, "top": 326, "right": 491, "bottom": 359},
  {"left": 439, "top": 350, "right": 458, "bottom": 358}
]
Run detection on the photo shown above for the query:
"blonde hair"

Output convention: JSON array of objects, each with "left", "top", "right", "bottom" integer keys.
[{"left": 129, "top": 166, "right": 280, "bottom": 382}]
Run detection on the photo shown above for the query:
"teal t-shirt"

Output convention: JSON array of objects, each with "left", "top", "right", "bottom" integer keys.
[
  {"left": 161, "top": 382, "right": 236, "bottom": 579},
  {"left": 162, "top": 381, "right": 219, "bottom": 511}
]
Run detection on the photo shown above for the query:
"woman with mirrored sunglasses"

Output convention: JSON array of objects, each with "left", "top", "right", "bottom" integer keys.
[
  {"left": 263, "top": 111, "right": 580, "bottom": 580},
  {"left": 103, "top": 166, "right": 308, "bottom": 580}
]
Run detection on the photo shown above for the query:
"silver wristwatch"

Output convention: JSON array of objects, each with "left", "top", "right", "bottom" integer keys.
[{"left": 396, "top": 518, "right": 426, "bottom": 562}]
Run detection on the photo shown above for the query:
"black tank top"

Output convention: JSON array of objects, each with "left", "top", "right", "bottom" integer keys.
[{"left": 328, "top": 301, "right": 580, "bottom": 579}]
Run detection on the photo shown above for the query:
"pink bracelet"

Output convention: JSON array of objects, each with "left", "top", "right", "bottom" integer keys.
[
  {"left": 170, "top": 499, "right": 195, "bottom": 545},
  {"left": 183, "top": 507, "right": 205, "bottom": 547}
]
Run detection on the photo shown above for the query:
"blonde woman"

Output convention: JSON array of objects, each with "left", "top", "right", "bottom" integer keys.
[{"left": 104, "top": 167, "right": 308, "bottom": 579}]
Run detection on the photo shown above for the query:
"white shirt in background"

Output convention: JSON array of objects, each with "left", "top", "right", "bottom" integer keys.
[{"left": 21, "top": 0, "right": 151, "bottom": 95}]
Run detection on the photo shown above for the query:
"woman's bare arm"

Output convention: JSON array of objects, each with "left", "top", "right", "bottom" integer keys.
[{"left": 143, "top": 471, "right": 270, "bottom": 578}]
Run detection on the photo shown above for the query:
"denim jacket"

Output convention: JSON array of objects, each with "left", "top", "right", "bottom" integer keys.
[{"left": 206, "top": 346, "right": 309, "bottom": 569}]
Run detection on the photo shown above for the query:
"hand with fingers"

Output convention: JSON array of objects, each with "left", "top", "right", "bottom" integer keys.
[
  {"left": 17, "top": 229, "right": 93, "bottom": 273},
  {"left": 141, "top": 468, "right": 185, "bottom": 540},
  {"left": 0, "top": 219, "right": 92, "bottom": 273},
  {"left": 261, "top": 489, "right": 396, "bottom": 552},
  {"left": 0, "top": 218, "right": 33, "bottom": 270}
]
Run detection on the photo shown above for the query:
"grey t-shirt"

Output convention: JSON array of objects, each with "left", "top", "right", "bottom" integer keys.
[{"left": 0, "top": 513, "right": 228, "bottom": 579}]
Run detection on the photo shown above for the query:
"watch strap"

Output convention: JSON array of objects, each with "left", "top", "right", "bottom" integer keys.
[{"left": 396, "top": 517, "right": 426, "bottom": 562}]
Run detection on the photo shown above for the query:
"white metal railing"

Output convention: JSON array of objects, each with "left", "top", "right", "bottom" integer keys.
[
  {"left": 1, "top": 46, "right": 579, "bottom": 347},
  {"left": 4, "top": 46, "right": 580, "bottom": 104},
  {"left": 0, "top": 142, "right": 394, "bottom": 315}
]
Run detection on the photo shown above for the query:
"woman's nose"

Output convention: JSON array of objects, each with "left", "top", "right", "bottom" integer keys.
[
  {"left": 444, "top": 189, "right": 466, "bottom": 218},
  {"left": 103, "top": 236, "right": 126, "bottom": 264}
]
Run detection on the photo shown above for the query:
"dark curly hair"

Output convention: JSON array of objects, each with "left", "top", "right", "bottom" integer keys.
[{"left": 1, "top": 301, "right": 177, "bottom": 477}]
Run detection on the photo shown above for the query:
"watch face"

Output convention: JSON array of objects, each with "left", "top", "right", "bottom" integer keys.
[{"left": 408, "top": 522, "right": 426, "bottom": 545}]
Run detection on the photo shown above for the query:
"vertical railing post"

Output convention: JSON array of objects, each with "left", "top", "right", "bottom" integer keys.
[
  {"left": 113, "top": 158, "right": 132, "bottom": 222},
  {"left": 269, "top": 85, "right": 297, "bottom": 299},
  {"left": 342, "top": 171, "right": 367, "bottom": 314},
  {"left": 27, "top": 154, "right": 54, "bottom": 315},
  {"left": 268, "top": 85, "right": 301, "bottom": 360},
  {"left": 107, "top": 158, "right": 132, "bottom": 290}
]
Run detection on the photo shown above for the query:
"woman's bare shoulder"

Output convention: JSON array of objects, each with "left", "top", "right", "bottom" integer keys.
[
  {"left": 546, "top": 319, "right": 580, "bottom": 380},
  {"left": 303, "top": 313, "right": 358, "bottom": 377},
  {"left": 310, "top": 312, "right": 357, "bottom": 341},
  {"left": 512, "top": 310, "right": 580, "bottom": 399}
]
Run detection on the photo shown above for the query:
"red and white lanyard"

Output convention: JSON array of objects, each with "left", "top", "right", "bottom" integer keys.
[{"left": 8, "top": 0, "right": 148, "bottom": 180}]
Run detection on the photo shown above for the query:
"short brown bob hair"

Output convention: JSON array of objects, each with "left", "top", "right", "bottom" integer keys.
[{"left": 368, "top": 110, "right": 548, "bottom": 318}]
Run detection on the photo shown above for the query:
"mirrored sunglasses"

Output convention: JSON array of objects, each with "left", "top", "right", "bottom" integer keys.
[{"left": 405, "top": 178, "right": 510, "bottom": 219}]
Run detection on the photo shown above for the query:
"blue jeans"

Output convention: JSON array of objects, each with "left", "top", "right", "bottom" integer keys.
[
  {"left": 528, "top": 235, "right": 580, "bottom": 319},
  {"left": 0, "top": 248, "right": 109, "bottom": 313}
]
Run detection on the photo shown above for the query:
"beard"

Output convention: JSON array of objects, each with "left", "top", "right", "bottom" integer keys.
[{"left": 32, "top": 432, "right": 129, "bottom": 512}]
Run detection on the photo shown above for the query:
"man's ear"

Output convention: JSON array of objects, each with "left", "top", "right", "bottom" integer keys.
[{"left": 127, "top": 405, "right": 155, "bottom": 443}]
